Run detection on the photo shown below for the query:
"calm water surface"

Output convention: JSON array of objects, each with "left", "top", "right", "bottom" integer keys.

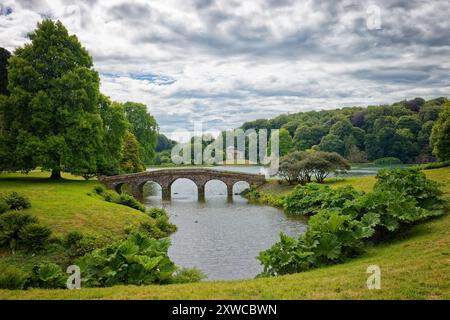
[
  {"left": 143, "top": 179, "right": 307, "bottom": 281},
  {"left": 143, "top": 164, "right": 407, "bottom": 281}
]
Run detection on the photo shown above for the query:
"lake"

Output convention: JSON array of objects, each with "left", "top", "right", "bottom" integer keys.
[{"left": 144, "top": 164, "right": 407, "bottom": 281}]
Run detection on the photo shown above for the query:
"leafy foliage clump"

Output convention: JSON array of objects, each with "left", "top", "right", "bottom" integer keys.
[
  {"left": 115, "top": 194, "right": 146, "bottom": 212},
  {"left": 26, "top": 262, "right": 67, "bottom": 289},
  {"left": 171, "top": 267, "right": 206, "bottom": 284},
  {"left": 258, "top": 168, "right": 444, "bottom": 276},
  {"left": 62, "top": 231, "right": 102, "bottom": 257},
  {"left": 0, "top": 211, "right": 52, "bottom": 253},
  {"left": 124, "top": 208, "right": 176, "bottom": 240},
  {"left": 0, "top": 266, "right": 29, "bottom": 290},
  {"left": 1, "top": 192, "right": 31, "bottom": 211},
  {"left": 258, "top": 209, "right": 373, "bottom": 275},
  {"left": 284, "top": 184, "right": 361, "bottom": 215},
  {"left": 374, "top": 168, "right": 444, "bottom": 212},
  {"left": 94, "top": 187, "right": 146, "bottom": 212},
  {"left": 244, "top": 187, "right": 285, "bottom": 208},
  {"left": 77, "top": 232, "right": 177, "bottom": 287},
  {"left": 147, "top": 208, "right": 177, "bottom": 234},
  {"left": 19, "top": 223, "right": 52, "bottom": 253},
  {"left": 0, "top": 200, "right": 9, "bottom": 214}
]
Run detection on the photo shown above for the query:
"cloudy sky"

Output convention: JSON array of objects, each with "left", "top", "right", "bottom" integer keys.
[{"left": 1, "top": 0, "right": 449, "bottom": 138}]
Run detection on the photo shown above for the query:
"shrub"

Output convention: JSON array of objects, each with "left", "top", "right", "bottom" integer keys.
[
  {"left": 63, "top": 231, "right": 101, "bottom": 257},
  {"left": 115, "top": 194, "right": 145, "bottom": 212},
  {"left": 171, "top": 267, "right": 206, "bottom": 284},
  {"left": 98, "top": 190, "right": 145, "bottom": 212},
  {"left": 2, "top": 192, "right": 31, "bottom": 210},
  {"left": 155, "top": 215, "right": 177, "bottom": 235},
  {"left": 147, "top": 207, "right": 168, "bottom": 219},
  {"left": 26, "top": 262, "right": 67, "bottom": 289},
  {"left": 63, "top": 231, "right": 84, "bottom": 247},
  {"left": 102, "top": 190, "right": 115, "bottom": 202},
  {"left": 0, "top": 212, "right": 38, "bottom": 253},
  {"left": 374, "top": 168, "right": 444, "bottom": 212},
  {"left": 77, "top": 232, "right": 177, "bottom": 287},
  {"left": 93, "top": 185, "right": 106, "bottom": 195},
  {"left": 258, "top": 209, "right": 373, "bottom": 276},
  {"left": 245, "top": 187, "right": 285, "bottom": 208},
  {"left": 0, "top": 266, "right": 29, "bottom": 290},
  {"left": 146, "top": 208, "right": 177, "bottom": 235},
  {"left": 0, "top": 200, "right": 9, "bottom": 214},
  {"left": 348, "top": 190, "right": 432, "bottom": 236},
  {"left": 138, "top": 221, "right": 166, "bottom": 239},
  {"left": 19, "top": 223, "right": 52, "bottom": 252},
  {"left": 284, "top": 184, "right": 361, "bottom": 215},
  {"left": 373, "top": 157, "right": 403, "bottom": 165},
  {"left": 258, "top": 168, "right": 445, "bottom": 276}
]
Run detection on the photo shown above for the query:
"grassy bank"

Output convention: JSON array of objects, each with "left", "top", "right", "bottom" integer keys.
[
  {"left": 0, "top": 172, "right": 152, "bottom": 239},
  {"left": 0, "top": 168, "right": 449, "bottom": 299}
]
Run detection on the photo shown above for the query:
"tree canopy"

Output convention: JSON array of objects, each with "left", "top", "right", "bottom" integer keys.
[
  {"left": 430, "top": 103, "right": 450, "bottom": 161},
  {"left": 0, "top": 20, "right": 156, "bottom": 177},
  {"left": 238, "top": 97, "right": 448, "bottom": 164},
  {"left": 0, "top": 20, "right": 101, "bottom": 178},
  {"left": 123, "top": 102, "right": 158, "bottom": 165},
  {"left": 0, "top": 47, "right": 11, "bottom": 96}
]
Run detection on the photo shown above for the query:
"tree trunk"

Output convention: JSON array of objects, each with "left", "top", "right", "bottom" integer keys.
[{"left": 50, "top": 168, "right": 62, "bottom": 180}]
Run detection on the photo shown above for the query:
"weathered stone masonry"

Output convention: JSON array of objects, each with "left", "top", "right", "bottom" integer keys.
[{"left": 99, "top": 168, "right": 266, "bottom": 201}]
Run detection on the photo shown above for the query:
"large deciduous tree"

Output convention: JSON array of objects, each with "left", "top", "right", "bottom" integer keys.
[
  {"left": 278, "top": 128, "right": 294, "bottom": 157},
  {"left": 123, "top": 102, "right": 158, "bottom": 165},
  {"left": 97, "top": 95, "right": 128, "bottom": 176},
  {"left": 0, "top": 47, "right": 11, "bottom": 96},
  {"left": 294, "top": 125, "right": 326, "bottom": 151},
  {"left": 430, "top": 103, "right": 450, "bottom": 161},
  {"left": 0, "top": 20, "right": 103, "bottom": 179}
]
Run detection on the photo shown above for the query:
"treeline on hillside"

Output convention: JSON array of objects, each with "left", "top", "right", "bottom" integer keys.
[
  {"left": 0, "top": 20, "right": 159, "bottom": 178},
  {"left": 241, "top": 97, "right": 449, "bottom": 164},
  {"left": 150, "top": 134, "right": 177, "bottom": 165}
]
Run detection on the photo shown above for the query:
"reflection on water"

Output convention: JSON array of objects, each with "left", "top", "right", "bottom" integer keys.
[
  {"left": 143, "top": 179, "right": 307, "bottom": 281},
  {"left": 142, "top": 164, "right": 408, "bottom": 280}
]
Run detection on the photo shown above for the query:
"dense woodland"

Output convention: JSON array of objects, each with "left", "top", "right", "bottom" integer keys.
[{"left": 240, "top": 97, "right": 449, "bottom": 164}]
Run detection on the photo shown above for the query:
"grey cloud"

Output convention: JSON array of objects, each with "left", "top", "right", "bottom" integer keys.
[
  {"left": 2, "top": 0, "right": 450, "bottom": 135},
  {"left": 107, "top": 3, "right": 151, "bottom": 21}
]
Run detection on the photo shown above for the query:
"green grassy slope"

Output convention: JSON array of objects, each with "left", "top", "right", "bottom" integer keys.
[
  {"left": 0, "top": 168, "right": 449, "bottom": 299},
  {"left": 0, "top": 172, "right": 151, "bottom": 239}
]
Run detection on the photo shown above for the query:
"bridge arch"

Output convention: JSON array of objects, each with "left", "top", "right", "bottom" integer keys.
[
  {"left": 139, "top": 180, "right": 163, "bottom": 199},
  {"left": 114, "top": 182, "right": 134, "bottom": 195},
  {"left": 169, "top": 178, "right": 198, "bottom": 200},
  {"left": 204, "top": 179, "right": 229, "bottom": 197},
  {"left": 232, "top": 181, "right": 251, "bottom": 195}
]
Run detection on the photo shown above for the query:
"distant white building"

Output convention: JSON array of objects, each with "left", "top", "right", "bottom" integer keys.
[{"left": 226, "top": 146, "right": 244, "bottom": 162}]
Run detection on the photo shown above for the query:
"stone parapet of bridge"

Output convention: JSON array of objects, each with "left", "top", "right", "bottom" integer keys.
[{"left": 99, "top": 168, "right": 266, "bottom": 201}]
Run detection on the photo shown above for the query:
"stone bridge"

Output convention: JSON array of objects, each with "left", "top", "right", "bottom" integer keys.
[{"left": 99, "top": 168, "right": 266, "bottom": 201}]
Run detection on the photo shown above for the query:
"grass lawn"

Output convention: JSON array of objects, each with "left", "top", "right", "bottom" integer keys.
[{"left": 0, "top": 168, "right": 449, "bottom": 299}]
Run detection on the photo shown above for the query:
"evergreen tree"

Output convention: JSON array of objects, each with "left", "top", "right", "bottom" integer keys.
[{"left": 120, "top": 131, "right": 145, "bottom": 173}]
